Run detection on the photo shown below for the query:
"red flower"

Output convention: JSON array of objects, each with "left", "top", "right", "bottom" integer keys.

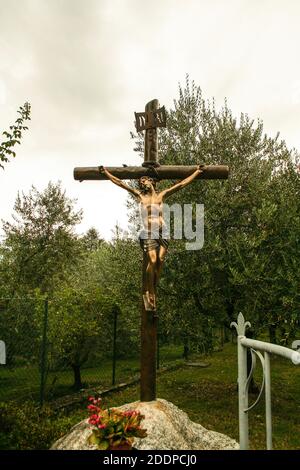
[
  {"left": 88, "top": 396, "right": 101, "bottom": 405},
  {"left": 88, "top": 404, "right": 100, "bottom": 412},
  {"left": 87, "top": 399, "right": 147, "bottom": 449}
]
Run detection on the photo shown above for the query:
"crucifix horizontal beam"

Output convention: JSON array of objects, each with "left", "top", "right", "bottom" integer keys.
[{"left": 74, "top": 164, "right": 229, "bottom": 181}]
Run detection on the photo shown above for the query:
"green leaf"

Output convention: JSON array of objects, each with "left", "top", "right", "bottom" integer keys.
[
  {"left": 97, "top": 440, "right": 109, "bottom": 450},
  {"left": 88, "top": 433, "right": 100, "bottom": 446}
]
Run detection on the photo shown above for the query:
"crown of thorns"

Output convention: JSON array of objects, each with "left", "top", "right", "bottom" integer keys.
[{"left": 138, "top": 176, "right": 157, "bottom": 187}]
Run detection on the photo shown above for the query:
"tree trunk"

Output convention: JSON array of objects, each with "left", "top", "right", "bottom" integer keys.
[
  {"left": 72, "top": 364, "right": 83, "bottom": 390},
  {"left": 269, "top": 324, "right": 277, "bottom": 344},
  {"left": 183, "top": 340, "right": 190, "bottom": 360},
  {"left": 224, "top": 326, "right": 231, "bottom": 343},
  {"left": 204, "top": 323, "right": 213, "bottom": 352},
  {"left": 279, "top": 326, "right": 287, "bottom": 346},
  {"left": 220, "top": 327, "right": 224, "bottom": 348},
  {"left": 225, "top": 300, "right": 235, "bottom": 343}
]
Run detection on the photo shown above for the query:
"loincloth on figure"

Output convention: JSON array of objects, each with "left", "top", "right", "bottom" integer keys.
[{"left": 139, "top": 229, "right": 170, "bottom": 253}]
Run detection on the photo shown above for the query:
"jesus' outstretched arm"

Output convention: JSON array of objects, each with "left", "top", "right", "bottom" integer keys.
[
  {"left": 99, "top": 166, "right": 141, "bottom": 199},
  {"left": 159, "top": 165, "right": 204, "bottom": 199}
]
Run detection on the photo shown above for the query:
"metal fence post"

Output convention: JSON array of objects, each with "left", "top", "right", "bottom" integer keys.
[
  {"left": 237, "top": 333, "right": 249, "bottom": 449},
  {"left": 39, "top": 298, "right": 48, "bottom": 407},
  {"left": 264, "top": 351, "right": 272, "bottom": 450},
  {"left": 231, "top": 313, "right": 251, "bottom": 450},
  {"left": 112, "top": 305, "right": 120, "bottom": 386}
]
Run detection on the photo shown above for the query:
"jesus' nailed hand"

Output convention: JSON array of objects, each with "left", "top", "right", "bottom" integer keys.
[{"left": 98, "top": 164, "right": 203, "bottom": 311}]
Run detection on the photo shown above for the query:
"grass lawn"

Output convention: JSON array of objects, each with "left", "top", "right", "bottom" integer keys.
[
  {"left": 1, "top": 342, "right": 299, "bottom": 450},
  {"left": 60, "top": 342, "right": 300, "bottom": 450},
  {"left": 0, "top": 344, "right": 183, "bottom": 402}
]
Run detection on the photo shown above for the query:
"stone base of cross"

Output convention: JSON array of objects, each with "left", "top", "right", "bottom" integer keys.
[{"left": 74, "top": 99, "right": 229, "bottom": 401}]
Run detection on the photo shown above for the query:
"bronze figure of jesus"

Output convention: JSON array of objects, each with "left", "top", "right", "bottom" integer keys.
[{"left": 99, "top": 165, "right": 203, "bottom": 311}]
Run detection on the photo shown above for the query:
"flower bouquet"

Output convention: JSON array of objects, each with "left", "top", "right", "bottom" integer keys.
[{"left": 87, "top": 396, "right": 147, "bottom": 450}]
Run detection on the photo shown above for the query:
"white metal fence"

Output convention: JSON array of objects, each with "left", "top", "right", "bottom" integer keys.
[{"left": 231, "top": 313, "right": 300, "bottom": 450}]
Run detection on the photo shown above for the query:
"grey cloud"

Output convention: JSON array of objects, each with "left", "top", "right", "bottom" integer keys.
[{"left": 1, "top": 0, "right": 300, "bottom": 239}]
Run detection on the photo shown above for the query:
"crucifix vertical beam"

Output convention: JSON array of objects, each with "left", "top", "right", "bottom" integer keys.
[{"left": 139, "top": 99, "right": 165, "bottom": 401}]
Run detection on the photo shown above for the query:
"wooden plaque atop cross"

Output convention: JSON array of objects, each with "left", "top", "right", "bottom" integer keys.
[{"left": 74, "top": 99, "right": 229, "bottom": 402}]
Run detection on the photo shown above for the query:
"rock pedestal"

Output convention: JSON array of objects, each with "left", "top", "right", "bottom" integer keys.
[{"left": 51, "top": 398, "right": 239, "bottom": 450}]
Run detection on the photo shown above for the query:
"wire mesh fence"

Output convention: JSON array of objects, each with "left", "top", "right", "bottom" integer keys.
[{"left": 0, "top": 296, "right": 183, "bottom": 405}]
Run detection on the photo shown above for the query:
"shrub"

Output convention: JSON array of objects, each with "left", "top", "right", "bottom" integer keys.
[{"left": 0, "top": 401, "right": 73, "bottom": 450}]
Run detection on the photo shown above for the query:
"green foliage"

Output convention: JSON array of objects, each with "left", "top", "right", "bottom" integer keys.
[
  {"left": 31, "top": 288, "right": 118, "bottom": 390},
  {"left": 0, "top": 401, "right": 71, "bottom": 450},
  {"left": 0, "top": 102, "right": 31, "bottom": 169},
  {"left": 0, "top": 297, "right": 41, "bottom": 367},
  {"left": 81, "top": 227, "right": 104, "bottom": 251},
  {"left": 1, "top": 181, "right": 83, "bottom": 295},
  {"left": 130, "top": 75, "right": 300, "bottom": 348},
  {"left": 69, "top": 227, "right": 141, "bottom": 357}
]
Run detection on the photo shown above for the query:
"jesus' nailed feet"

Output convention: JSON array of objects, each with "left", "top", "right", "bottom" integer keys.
[{"left": 143, "top": 292, "right": 158, "bottom": 317}]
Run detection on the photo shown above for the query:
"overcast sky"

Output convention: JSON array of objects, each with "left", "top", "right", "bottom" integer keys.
[{"left": 0, "top": 0, "right": 300, "bottom": 240}]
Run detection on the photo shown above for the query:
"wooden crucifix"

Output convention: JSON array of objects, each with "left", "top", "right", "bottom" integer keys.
[{"left": 74, "top": 99, "right": 229, "bottom": 402}]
